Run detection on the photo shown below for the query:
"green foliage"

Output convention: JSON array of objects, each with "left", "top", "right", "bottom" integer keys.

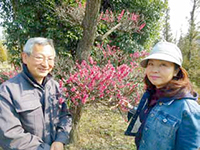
[
  {"left": 182, "top": 46, "right": 200, "bottom": 88},
  {"left": 178, "top": 35, "right": 200, "bottom": 88},
  {"left": 0, "top": 0, "right": 82, "bottom": 66},
  {"left": 177, "top": 0, "right": 200, "bottom": 89},
  {"left": 0, "top": 41, "right": 7, "bottom": 62}
]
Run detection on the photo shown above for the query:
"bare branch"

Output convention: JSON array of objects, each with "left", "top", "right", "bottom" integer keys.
[
  {"left": 55, "top": 3, "right": 85, "bottom": 26},
  {"left": 96, "top": 22, "right": 122, "bottom": 41}
]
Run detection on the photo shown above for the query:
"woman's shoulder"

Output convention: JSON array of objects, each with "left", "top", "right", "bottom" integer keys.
[
  {"left": 182, "top": 99, "right": 200, "bottom": 114},
  {"left": 172, "top": 97, "right": 200, "bottom": 116}
]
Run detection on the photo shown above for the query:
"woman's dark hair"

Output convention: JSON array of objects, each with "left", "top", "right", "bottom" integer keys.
[{"left": 144, "top": 65, "right": 194, "bottom": 98}]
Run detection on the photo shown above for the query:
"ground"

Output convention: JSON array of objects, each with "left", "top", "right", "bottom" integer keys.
[{"left": 66, "top": 105, "right": 136, "bottom": 150}]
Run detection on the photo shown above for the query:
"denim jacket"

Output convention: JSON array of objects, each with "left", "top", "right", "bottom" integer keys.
[{"left": 125, "top": 91, "right": 200, "bottom": 150}]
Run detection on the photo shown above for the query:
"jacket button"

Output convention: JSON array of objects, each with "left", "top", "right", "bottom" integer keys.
[
  {"left": 150, "top": 113, "right": 154, "bottom": 117},
  {"left": 163, "top": 119, "right": 167, "bottom": 123},
  {"left": 159, "top": 102, "right": 163, "bottom": 105}
]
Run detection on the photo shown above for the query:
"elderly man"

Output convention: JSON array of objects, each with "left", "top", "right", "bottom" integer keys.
[{"left": 0, "top": 37, "right": 72, "bottom": 150}]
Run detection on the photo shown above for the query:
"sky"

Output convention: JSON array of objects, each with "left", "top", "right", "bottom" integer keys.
[
  {"left": 0, "top": 0, "right": 199, "bottom": 40},
  {"left": 168, "top": 0, "right": 193, "bottom": 39}
]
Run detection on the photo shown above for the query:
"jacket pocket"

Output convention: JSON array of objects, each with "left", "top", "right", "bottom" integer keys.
[
  {"left": 14, "top": 92, "right": 44, "bottom": 137},
  {"left": 140, "top": 111, "right": 179, "bottom": 150},
  {"left": 153, "top": 111, "right": 179, "bottom": 138},
  {"left": 14, "top": 91, "right": 41, "bottom": 112}
]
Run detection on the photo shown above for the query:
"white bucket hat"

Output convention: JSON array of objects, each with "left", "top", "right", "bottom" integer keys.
[{"left": 140, "top": 41, "right": 183, "bottom": 68}]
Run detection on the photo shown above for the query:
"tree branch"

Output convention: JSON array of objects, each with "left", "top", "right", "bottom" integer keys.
[{"left": 96, "top": 22, "right": 122, "bottom": 41}]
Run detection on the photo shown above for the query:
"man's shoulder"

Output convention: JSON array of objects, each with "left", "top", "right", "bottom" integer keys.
[
  {"left": 0, "top": 73, "right": 23, "bottom": 102},
  {"left": 0, "top": 73, "right": 22, "bottom": 88},
  {"left": 0, "top": 72, "right": 32, "bottom": 97}
]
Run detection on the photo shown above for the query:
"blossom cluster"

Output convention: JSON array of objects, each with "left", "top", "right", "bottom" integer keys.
[
  {"left": 0, "top": 70, "right": 18, "bottom": 85},
  {"left": 59, "top": 44, "right": 148, "bottom": 111},
  {"left": 99, "top": 9, "right": 146, "bottom": 32}
]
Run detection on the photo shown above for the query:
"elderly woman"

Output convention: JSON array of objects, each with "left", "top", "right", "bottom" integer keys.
[{"left": 125, "top": 41, "right": 200, "bottom": 150}]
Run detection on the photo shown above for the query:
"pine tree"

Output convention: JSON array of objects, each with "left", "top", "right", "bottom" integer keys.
[{"left": 177, "top": 0, "right": 200, "bottom": 87}]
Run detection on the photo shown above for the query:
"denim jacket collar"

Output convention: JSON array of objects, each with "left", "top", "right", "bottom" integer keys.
[{"left": 157, "top": 91, "right": 198, "bottom": 106}]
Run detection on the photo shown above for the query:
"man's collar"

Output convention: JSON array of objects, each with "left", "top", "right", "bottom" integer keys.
[{"left": 22, "top": 64, "right": 52, "bottom": 87}]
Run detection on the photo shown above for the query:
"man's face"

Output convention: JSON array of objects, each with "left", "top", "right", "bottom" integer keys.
[{"left": 22, "top": 44, "right": 55, "bottom": 84}]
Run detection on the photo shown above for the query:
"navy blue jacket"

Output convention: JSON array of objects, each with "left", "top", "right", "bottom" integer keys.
[{"left": 0, "top": 66, "right": 72, "bottom": 150}]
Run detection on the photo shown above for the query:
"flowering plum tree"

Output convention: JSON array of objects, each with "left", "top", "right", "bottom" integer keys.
[
  {"left": 60, "top": 46, "right": 148, "bottom": 108},
  {"left": 52, "top": 0, "right": 149, "bottom": 143},
  {"left": 55, "top": 43, "right": 148, "bottom": 142}
]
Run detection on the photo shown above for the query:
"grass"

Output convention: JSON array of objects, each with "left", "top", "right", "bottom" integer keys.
[
  {"left": 66, "top": 105, "right": 136, "bottom": 150},
  {"left": 0, "top": 105, "right": 136, "bottom": 150}
]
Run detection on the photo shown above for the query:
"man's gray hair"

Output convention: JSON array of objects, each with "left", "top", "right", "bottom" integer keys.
[{"left": 23, "top": 37, "right": 55, "bottom": 55}]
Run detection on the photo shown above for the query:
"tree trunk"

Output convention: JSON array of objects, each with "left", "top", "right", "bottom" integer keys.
[
  {"left": 70, "top": 0, "right": 101, "bottom": 143},
  {"left": 187, "top": 0, "right": 197, "bottom": 61},
  {"left": 69, "top": 104, "right": 83, "bottom": 143},
  {"left": 75, "top": 0, "right": 102, "bottom": 63}
]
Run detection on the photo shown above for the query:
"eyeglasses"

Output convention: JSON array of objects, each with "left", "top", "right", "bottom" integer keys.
[{"left": 31, "top": 54, "right": 55, "bottom": 64}]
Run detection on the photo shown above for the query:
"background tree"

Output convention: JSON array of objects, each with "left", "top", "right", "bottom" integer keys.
[
  {"left": 187, "top": 0, "right": 200, "bottom": 61},
  {"left": 54, "top": 0, "right": 148, "bottom": 142},
  {"left": 178, "top": 0, "right": 200, "bottom": 88}
]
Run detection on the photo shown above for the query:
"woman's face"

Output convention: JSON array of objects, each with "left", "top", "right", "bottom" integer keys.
[{"left": 145, "top": 59, "right": 178, "bottom": 88}]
